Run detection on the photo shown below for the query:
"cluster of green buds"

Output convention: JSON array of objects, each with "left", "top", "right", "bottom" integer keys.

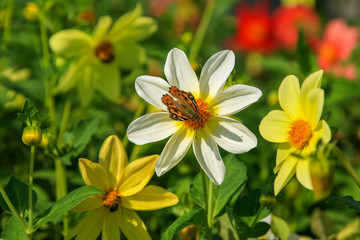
[{"left": 17, "top": 99, "right": 49, "bottom": 147}]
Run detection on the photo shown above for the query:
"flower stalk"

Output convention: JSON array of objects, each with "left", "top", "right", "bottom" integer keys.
[
  {"left": 334, "top": 146, "right": 360, "bottom": 189},
  {"left": 2, "top": 0, "right": 14, "bottom": 50},
  {"left": 27, "top": 146, "right": 36, "bottom": 236},
  {"left": 201, "top": 170, "right": 212, "bottom": 240},
  {"left": 189, "top": 0, "right": 217, "bottom": 62}
]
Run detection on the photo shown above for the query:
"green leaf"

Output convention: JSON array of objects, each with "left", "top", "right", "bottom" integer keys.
[
  {"left": 35, "top": 185, "right": 103, "bottom": 226},
  {"left": 3, "top": 216, "right": 27, "bottom": 240},
  {"left": 161, "top": 208, "right": 203, "bottom": 240},
  {"left": 339, "top": 196, "right": 360, "bottom": 212},
  {"left": 0, "top": 176, "right": 37, "bottom": 215},
  {"left": 190, "top": 154, "right": 247, "bottom": 217},
  {"left": 311, "top": 208, "right": 335, "bottom": 239},
  {"left": 271, "top": 215, "right": 291, "bottom": 240}
]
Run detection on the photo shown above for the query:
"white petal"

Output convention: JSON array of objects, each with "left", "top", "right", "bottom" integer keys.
[
  {"left": 135, "top": 75, "right": 170, "bottom": 111},
  {"left": 164, "top": 48, "right": 199, "bottom": 96},
  {"left": 209, "top": 84, "right": 262, "bottom": 116},
  {"left": 193, "top": 131, "right": 225, "bottom": 185},
  {"left": 127, "top": 113, "right": 179, "bottom": 145},
  {"left": 199, "top": 50, "right": 235, "bottom": 102},
  {"left": 208, "top": 116, "right": 257, "bottom": 154},
  {"left": 155, "top": 127, "right": 194, "bottom": 176}
]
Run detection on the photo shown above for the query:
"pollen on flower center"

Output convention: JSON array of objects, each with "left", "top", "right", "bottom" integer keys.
[
  {"left": 103, "top": 190, "right": 121, "bottom": 212},
  {"left": 183, "top": 99, "right": 211, "bottom": 130},
  {"left": 288, "top": 119, "right": 312, "bottom": 149},
  {"left": 95, "top": 40, "right": 114, "bottom": 63}
]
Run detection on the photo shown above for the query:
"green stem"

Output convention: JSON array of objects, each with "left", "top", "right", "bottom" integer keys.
[
  {"left": 39, "top": 13, "right": 50, "bottom": 68},
  {"left": 189, "top": 0, "right": 217, "bottom": 62},
  {"left": 27, "top": 146, "right": 36, "bottom": 236},
  {"left": 207, "top": 180, "right": 214, "bottom": 228},
  {"left": 201, "top": 170, "right": 212, "bottom": 240},
  {"left": 0, "top": 184, "right": 28, "bottom": 233},
  {"left": 2, "top": 0, "right": 14, "bottom": 50},
  {"left": 249, "top": 205, "right": 265, "bottom": 228},
  {"left": 334, "top": 146, "right": 360, "bottom": 189}
]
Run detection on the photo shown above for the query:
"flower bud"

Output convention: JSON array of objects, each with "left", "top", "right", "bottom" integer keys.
[
  {"left": 260, "top": 194, "right": 277, "bottom": 208},
  {"left": 178, "top": 225, "right": 198, "bottom": 240},
  {"left": 22, "top": 126, "right": 42, "bottom": 146},
  {"left": 310, "top": 158, "right": 334, "bottom": 199},
  {"left": 23, "top": 2, "right": 39, "bottom": 21}
]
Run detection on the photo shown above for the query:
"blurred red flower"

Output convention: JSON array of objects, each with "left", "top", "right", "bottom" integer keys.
[
  {"left": 273, "top": 5, "right": 320, "bottom": 50},
  {"left": 316, "top": 19, "right": 358, "bottom": 79},
  {"left": 228, "top": 1, "right": 276, "bottom": 53}
]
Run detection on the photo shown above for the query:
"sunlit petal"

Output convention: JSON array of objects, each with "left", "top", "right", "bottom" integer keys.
[
  {"left": 274, "top": 156, "right": 298, "bottom": 195},
  {"left": 79, "top": 158, "right": 110, "bottom": 191},
  {"left": 102, "top": 213, "right": 120, "bottom": 240},
  {"left": 77, "top": 65, "right": 96, "bottom": 106},
  {"left": 127, "top": 113, "right": 179, "bottom": 145},
  {"left": 308, "top": 120, "right": 331, "bottom": 152},
  {"left": 135, "top": 75, "right": 170, "bottom": 110},
  {"left": 122, "top": 185, "right": 178, "bottom": 210},
  {"left": 108, "top": 4, "right": 142, "bottom": 38},
  {"left": 49, "top": 29, "right": 92, "bottom": 58},
  {"left": 66, "top": 208, "right": 105, "bottom": 240},
  {"left": 199, "top": 50, "right": 235, "bottom": 102},
  {"left": 57, "top": 56, "right": 89, "bottom": 92},
  {"left": 118, "top": 155, "right": 158, "bottom": 197},
  {"left": 209, "top": 84, "right": 262, "bottom": 115},
  {"left": 300, "top": 70, "right": 323, "bottom": 100},
  {"left": 164, "top": 48, "right": 199, "bottom": 96},
  {"left": 296, "top": 159, "right": 313, "bottom": 190},
  {"left": 99, "top": 135, "right": 127, "bottom": 186},
  {"left": 114, "top": 42, "right": 145, "bottom": 69},
  {"left": 193, "top": 132, "right": 225, "bottom": 185},
  {"left": 302, "top": 88, "right": 324, "bottom": 128},
  {"left": 259, "top": 110, "right": 292, "bottom": 143},
  {"left": 155, "top": 127, "right": 194, "bottom": 176},
  {"left": 72, "top": 195, "right": 103, "bottom": 212},
  {"left": 94, "top": 62, "right": 120, "bottom": 102},
  {"left": 208, "top": 116, "right": 257, "bottom": 154},
  {"left": 93, "top": 16, "right": 112, "bottom": 40},
  {"left": 274, "top": 143, "right": 292, "bottom": 172},
  {"left": 115, "top": 208, "right": 151, "bottom": 240},
  {"left": 278, "top": 75, "right": 301, "bottom": 119}
]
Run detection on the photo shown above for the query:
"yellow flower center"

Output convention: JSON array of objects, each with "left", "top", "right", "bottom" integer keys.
[
  {"left": 103, "top": 190, "right": 121, "bottom": 212},
  {"left": 161, "top": 86, "right": 211, "bottom": 130},
  {"left": 95, "top": 41, "right": 114, "bottom": 63},
  {"left": 288, "top": 119, "right": 312, "bottom": 149}
]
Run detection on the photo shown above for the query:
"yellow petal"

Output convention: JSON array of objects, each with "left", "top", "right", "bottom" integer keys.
[
  {"left": 108, "top": 4, "right": 142, "bottom": 38},
  {"left": 102, "top": 213, "right": 120, "bottom": 240},
  {"left": 121, "top": 185, "right": 179, "bottom": 210},
  {"left": 79, "top": 158, "right": 110, "bottom": 191},
  {"left": 259, "top": 110, "right": 292, "bottom": 143},
  {"left": 296, "top": 159, "right": 313, "bottom": 190},
  {"left": 278, "top": 75, "right": 301, "bottom": 119},
  {"left": 71, "top": 195, "right": 103, "bottom": 212},
  {"left": 49, "top": 29, "right": 92, "bottom": 58},
  {"left": 118, "top": 155, "right": 158, "bottom": 197},
  {"left": 300, "top": 70, "right": 323, "bottom": 100},
  {"left": 77, "top": 65, "right": 96, "bottom": 106},
  {"left": 275, "top": 143, "right": 292, "bottom": 170},
  {"left": 93, "top": 16, "right": 112, "bottom": 40},
  {"left": 66, "top": 208, "right": 105, "bottom": 240},
  {"left": 274, "top": 156, "right": 298, "bottom": 195},
  {"left": 94, "top": 63, "right": 120, "bottom": 102},
  {"left": 302, "top": 88, "right": 324, "bottom": 128},
  {"left": 308, "top": 120, "right": 331, "bottom": 152},
  {"left": 99, "top": 135, "right": 127, "bottom": 188},
  {"left": 115, "top": 208, "right": 151, "bottom": 240},
  {"left": 57, "top": 55, "right": 89, "bottom": 92}
]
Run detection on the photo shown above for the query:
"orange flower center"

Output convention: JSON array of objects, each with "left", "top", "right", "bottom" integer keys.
[
  {"left": 95, "top": 41, "right": 114, "bottom": 63},
  {"left": 103, "top": 190, "right": 121, "bottom": 212},
  {"left": 288, "top": 119, "right": 312, "bottom": 149},
  {"left": 183, "top": 99, "right": 211, "bottom": 129},
  {"left": 161, "top": 86, "right": 211, "bottom": 129}
]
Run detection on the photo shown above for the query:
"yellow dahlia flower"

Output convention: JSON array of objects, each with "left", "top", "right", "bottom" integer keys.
[
  {"left": 259, "top": 70, "right": 331, "bottom": 195},
  {"left": 66, "top": 135, "right": 178, "bottom": 240}
]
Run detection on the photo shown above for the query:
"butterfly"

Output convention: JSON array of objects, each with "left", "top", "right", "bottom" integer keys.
[{"left": 161, "top": 86, "right": 201, "bottom": 121}]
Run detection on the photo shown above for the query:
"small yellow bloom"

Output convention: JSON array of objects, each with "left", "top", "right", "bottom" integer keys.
[
  {"left": 66, "top": 135, "right": 178, "bottom": 240},
  {"left": 259, "top": 70, "right": 331, "bottom": 195},
  {"left": 49, "top": 4, "right": 157, "bottom": 105},
  {"left": 23, "top": 2, "right": 39, "bottom": 21}
]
